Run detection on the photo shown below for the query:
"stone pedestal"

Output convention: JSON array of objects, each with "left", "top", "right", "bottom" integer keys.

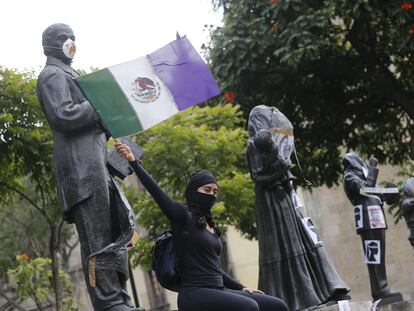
[
  {"left": 305, "top": 296, "right": 414, "bottom": 311},
  {"left": 376, "top": 301, "right": 414, "bottom": 311}
]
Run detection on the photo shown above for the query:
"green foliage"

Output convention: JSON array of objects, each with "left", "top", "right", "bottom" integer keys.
[
  {"left": 385, "top": 160, "right": 414, "bottom": 222},
  {"left": 208, "top": 0, "right": 414, "bottom": 187},
  {"left": 217, "top": 171, "right": 256, "bottom": 239},
  {"left": 0, "top": 179, "right": 50, "bottom": 278},
  {"left": 8, "top": 255, "right": 79, "bottom": 310},
  {"left": 126, "top": 104, "right": 256, "bottom": 269},
  {"left": 128, "top": 237, "right": 155, "bottom": 272},
  {"left": 0, "top": 67, "right": 76, "bottom": 308},
  {"left": 0, "top": 67, "right": 56, "bottom": 209}
]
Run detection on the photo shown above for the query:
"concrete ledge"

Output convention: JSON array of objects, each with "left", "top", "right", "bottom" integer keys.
[
  {"left": 306, "top": 301, "right": 372, "bottom": 311},
  {"left": 377, "top": 300, "right": 414, "bottom": 311},
  {"left": 306, "top": 299, "right": 414, "bottom": 311}
]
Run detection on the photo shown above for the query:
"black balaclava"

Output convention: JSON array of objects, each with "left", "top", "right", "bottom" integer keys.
[
  {"left": 185, "top": 170, "right": 217, "bottom": 227},
  {"left": 42, "top": 23, "right": 76, "bottom": 65}
]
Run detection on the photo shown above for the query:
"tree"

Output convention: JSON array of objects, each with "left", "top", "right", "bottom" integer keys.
[
  {"left": 207, "top": 0, "right": 414, "bottom": 187},
  {"left": 8, "top": 255, "right": 78, "bottom": 311},
  {"left": 0, "top": 179, "right": 51, "bottom": 277},
  {"left": 0, "top": 67, "right": 76, "bottom": 310},
  {"left": 126, "top": 104, "right": 256, "bottom": 269}
]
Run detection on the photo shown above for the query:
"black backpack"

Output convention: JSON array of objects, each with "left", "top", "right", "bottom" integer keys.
[{"left": 152, "top": 230, "right": 183, "bottom": 292}]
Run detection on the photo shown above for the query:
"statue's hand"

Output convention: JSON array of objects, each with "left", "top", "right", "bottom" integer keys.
[
  {"left": 115, "top": 142, "right": 135, "bottom": 162},
  {"left": 368, "top": 155, "right": 378, "bottom": 168},
  {"left": 384, "top": 182, "right": 400, "bottom": 205}
]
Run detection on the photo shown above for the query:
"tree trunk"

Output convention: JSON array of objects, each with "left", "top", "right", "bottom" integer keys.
[{"left": 50, "top": 224, "right": 62, "bottom": 311}]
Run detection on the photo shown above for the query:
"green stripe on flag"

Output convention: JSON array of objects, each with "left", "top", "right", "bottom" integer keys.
[{"left": 76, "top": 68, "right": 143, "bottom": 137}]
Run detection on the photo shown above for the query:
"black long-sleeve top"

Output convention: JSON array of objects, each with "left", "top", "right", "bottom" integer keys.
[{"left": 129, "top": 160, "right": 244, "bottom": 290}]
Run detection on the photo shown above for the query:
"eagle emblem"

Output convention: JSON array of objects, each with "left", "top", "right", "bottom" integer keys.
[{"left": 131, "top": 77, "right": 161, "bottom": 103}]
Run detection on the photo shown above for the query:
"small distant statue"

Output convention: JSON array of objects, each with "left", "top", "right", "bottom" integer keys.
[
  {"left": 343, "top": 153, "right": 402, "bottom": 306},
  {"left": 247, "top": 105, "right": 349, "bottom": 311},
  {"left": 401, "top": 177, "right": 414, "bottom": 248}
]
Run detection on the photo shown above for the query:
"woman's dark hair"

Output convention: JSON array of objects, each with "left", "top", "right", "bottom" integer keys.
[{"left": 191, "top": 214, "right": 221, "bottom": 237}]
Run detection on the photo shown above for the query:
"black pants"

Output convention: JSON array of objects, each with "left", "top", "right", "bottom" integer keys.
[{"left": 178, "top": 287, "right": 288, "bottom": 311}]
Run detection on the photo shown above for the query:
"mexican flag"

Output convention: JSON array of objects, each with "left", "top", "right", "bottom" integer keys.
[{"left": 76, "top": 36, "right": 220, "bottom": 138}]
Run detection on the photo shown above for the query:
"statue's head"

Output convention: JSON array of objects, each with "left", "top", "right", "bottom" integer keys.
[
  {"left": 343, "top": 153, "right": 369, "bottom": 180},
  {"left": 42, "top": 23, "right": 76, "bottom": 63},
  {"left": 254, "top": 129, "right": 275, "bottom": 153},
  {"left": 248, "top": 105, "right": 294, "bottom": 161},
  {"left": 248, "top": 105, "right": 292, "bottom": 137},
  {"left": 403, "top": 177, "right": 414, "bottom": 198}
]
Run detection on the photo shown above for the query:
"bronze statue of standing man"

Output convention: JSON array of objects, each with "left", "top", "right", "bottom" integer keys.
[
  {"left": 343, "top": 153, "right": 402, "bottom": 306},
  {"left": 37, "top": 23, "right": 139, "bottom": 311}
]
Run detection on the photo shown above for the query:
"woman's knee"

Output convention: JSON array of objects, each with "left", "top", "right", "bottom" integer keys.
[
  {"left": 241, "top": 298, "right": 260, "bottom": 311},
  {"left": 272, "top": 298, "right": 289, "bottom": 311},
  {"left": 253, "top": 295, "right": 288, "bottom": 311}
]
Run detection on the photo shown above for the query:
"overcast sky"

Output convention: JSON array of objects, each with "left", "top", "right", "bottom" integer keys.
[{"left": 0, "top": 0, "right": 222, "bottom": 73}]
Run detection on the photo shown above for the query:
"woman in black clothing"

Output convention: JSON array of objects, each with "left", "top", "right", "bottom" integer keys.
[{"left": 115, "top": 142, "right": 288, "bottom": 311}]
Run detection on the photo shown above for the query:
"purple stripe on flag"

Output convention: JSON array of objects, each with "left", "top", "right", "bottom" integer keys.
[{"left": 147, "top": 36, "right": 221, "bottom": 110}]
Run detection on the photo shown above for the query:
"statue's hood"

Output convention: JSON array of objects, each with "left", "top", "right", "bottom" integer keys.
[
  {"left": 403, "top": 177, "right": 414, "bottom": 197},
  {"left": 343, "top": 153, "right": 368, "bottom": 180},
  {"left": 247, "top": 105, "right": 293, "bottom": 137}
]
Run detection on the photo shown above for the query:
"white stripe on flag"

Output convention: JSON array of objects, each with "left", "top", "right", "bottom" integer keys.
[{"left": 108, "top": 56, "right": 178, "bottom": 130}]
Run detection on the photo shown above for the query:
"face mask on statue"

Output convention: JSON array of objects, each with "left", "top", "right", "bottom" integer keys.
[
  {"left": 62, "top": 38, "right": 76, "bottom": 59},
  {"left": 42, "top": 23, "right": 76, "bottom": 63},
  {"left": 43, "top": 39, "right": 76, "bottom": 58}
]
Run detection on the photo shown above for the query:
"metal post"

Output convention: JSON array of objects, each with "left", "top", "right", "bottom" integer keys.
[{"left": 128, "top": 258, "right": 140, "bottom": 308}]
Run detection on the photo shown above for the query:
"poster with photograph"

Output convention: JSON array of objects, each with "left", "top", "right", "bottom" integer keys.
[
  {"left": 354, "top": 205, "right": 363, "bottom": 230},
  {"left": 291, "top": 191, "right": 304, "bottom": 210},
  {"left": 364, "top": 240, "right": 381, "bottom": 264},
  {"left": 301, "top": 217, "right": 323, "bottom": 246},
  {"left": 367, "top": 205, "right": 386, "bottom": 229}
]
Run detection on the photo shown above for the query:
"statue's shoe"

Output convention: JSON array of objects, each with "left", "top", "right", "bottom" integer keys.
[
  {"left": 327, "top": 288, "right": 352, "bottom": 302},
  {"left": 373, "top": 290, "right": 403, "bottom": 307}
]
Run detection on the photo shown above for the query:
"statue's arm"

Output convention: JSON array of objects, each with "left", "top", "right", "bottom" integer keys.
[
  {"left": 38, "top": 68, "right": 98, "bottom": 133},
  {"left": 254, "top": 158, "right": 290, "bottom": 187},
  {"left": 247, "top": 144, "right": 289, "bottom": 187},
  {"left": 343, "top": 172, "right": 365, "bottom": 199},
  {"left": 402, "top": 198, "right": 414, "bottom": 215},
  {"left": 246, "top": 142, "right": 262, "bottom": 181}
]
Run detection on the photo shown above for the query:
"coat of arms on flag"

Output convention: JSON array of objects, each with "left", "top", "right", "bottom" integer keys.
[
  {"left": 76, "top": 36, "right": 221, "bottom": 138},
  {"left": 131, "top": 77, "right": 161, "bottom": 104}
]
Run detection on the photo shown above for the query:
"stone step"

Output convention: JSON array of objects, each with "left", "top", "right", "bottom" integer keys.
[
  {"left": 376, "top": 300, "right": 414, "bottom": 311},
  {"left": 307, "top": 299, "right": 414, "bottom": 311}
]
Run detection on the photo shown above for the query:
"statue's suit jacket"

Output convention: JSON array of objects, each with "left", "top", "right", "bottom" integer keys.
[{"left": 37, "top": 56, "right": 109, "bottom": 220}]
